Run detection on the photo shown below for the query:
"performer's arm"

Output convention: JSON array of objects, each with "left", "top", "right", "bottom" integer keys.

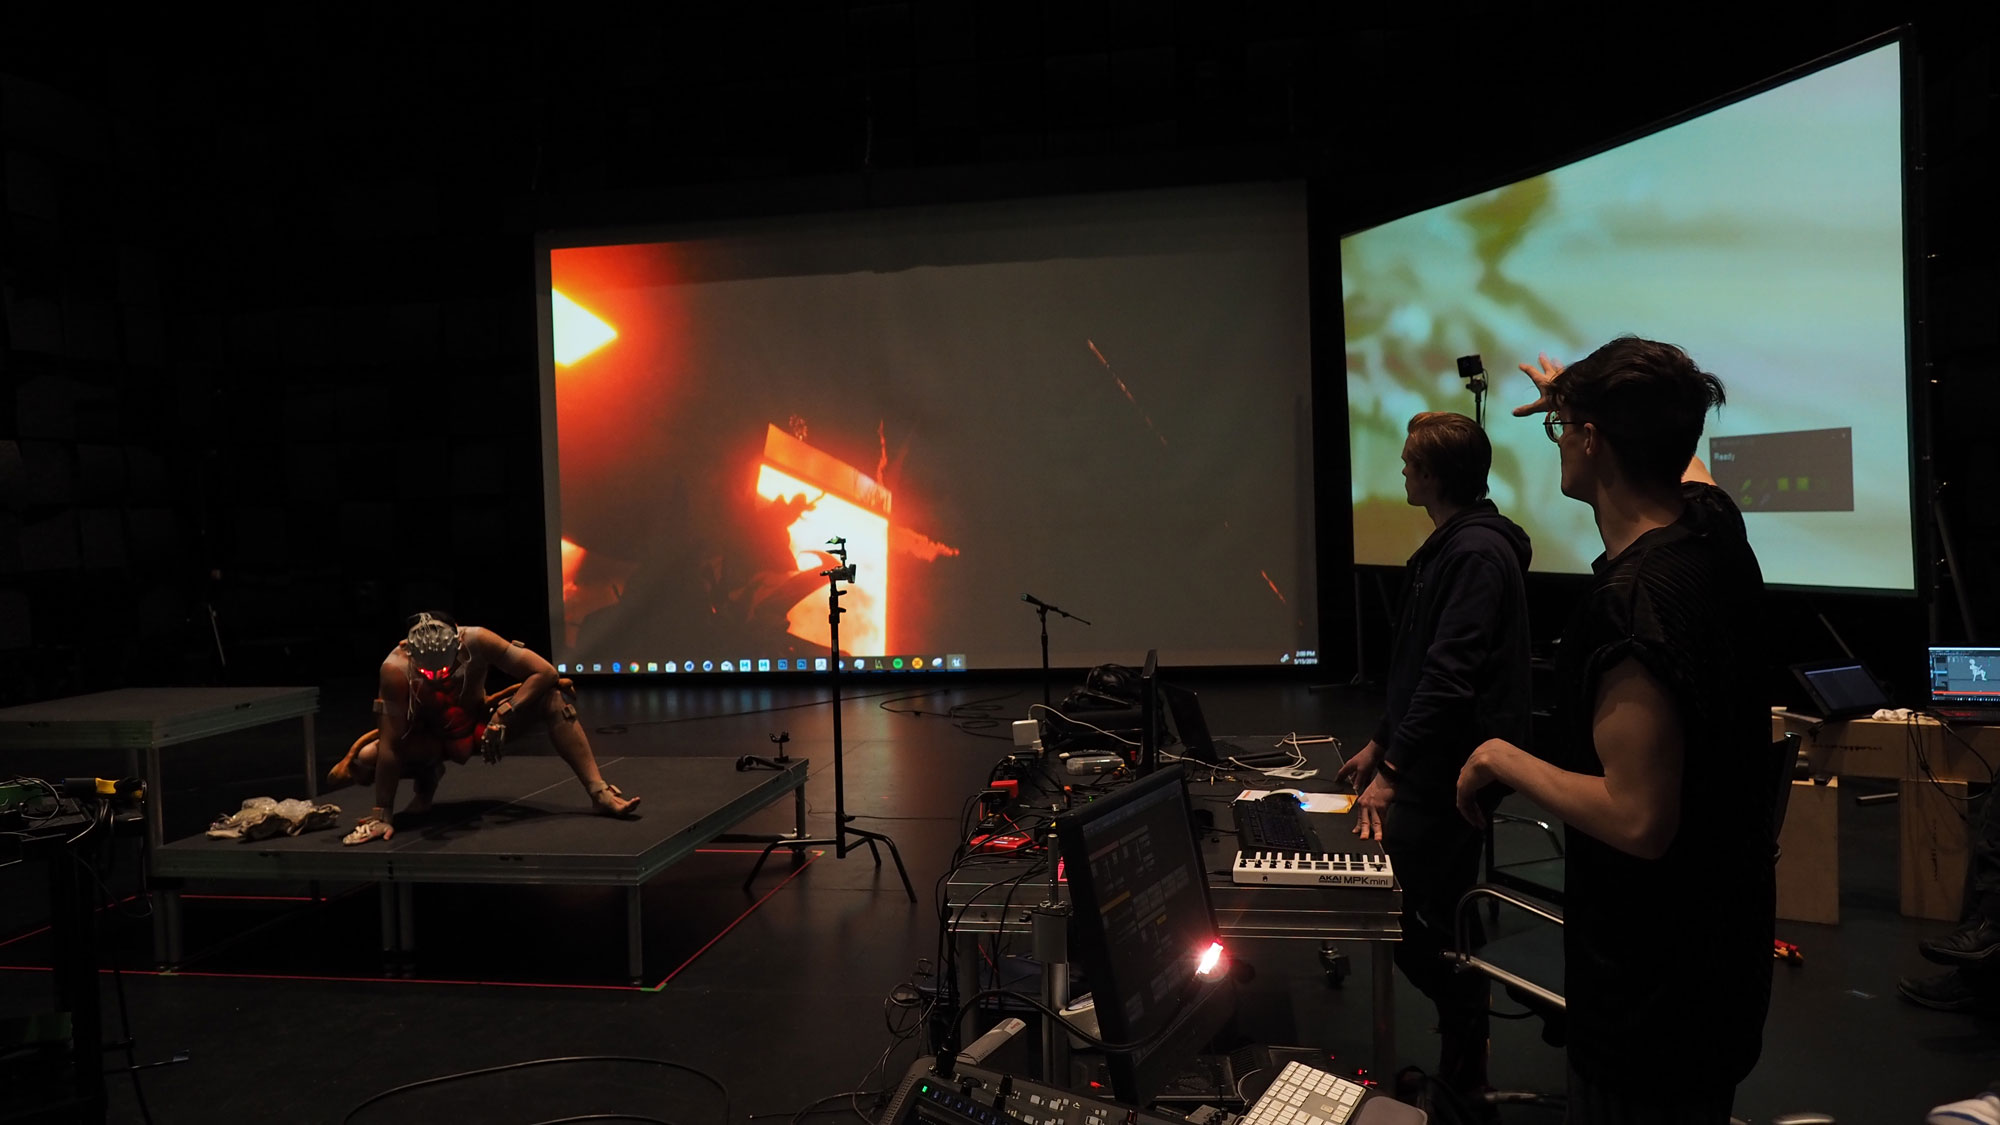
[
  {"left": 478, "top": 627, "right": 560, "bottom": 718},
  {"left": 1456, "top": 657, "right": 1684, "bottom": 860},
  {"left": 372, "top": 664, "right": 410, "bottom": 819}
]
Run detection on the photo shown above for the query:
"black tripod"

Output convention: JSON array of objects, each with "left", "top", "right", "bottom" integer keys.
[
  {"left": 741, "top": 538, "right": 915, "bottom": 901},
  {"left": 1021, "top": 592, "right": 1089, "bottom": 706}
]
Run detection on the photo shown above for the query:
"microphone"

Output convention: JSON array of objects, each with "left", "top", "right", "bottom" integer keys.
[{"left": 1021, "top": 593, "right": 1047, "bottom": 609}]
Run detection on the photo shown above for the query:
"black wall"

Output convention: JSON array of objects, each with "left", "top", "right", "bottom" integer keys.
[{"left": 0, "top": 4, "right": 1992, "bottom": 706}]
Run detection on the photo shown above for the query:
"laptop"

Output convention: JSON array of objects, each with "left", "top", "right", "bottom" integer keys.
[
  {"left": 1160, "top": 683, "right": 1321, "bottom": 768},
  {"left": 1927, "top": 646, "right": 2000, "bottom": 724},
  {"left": 1790, "top": 659, "right": 1893, "bottom": 721}
]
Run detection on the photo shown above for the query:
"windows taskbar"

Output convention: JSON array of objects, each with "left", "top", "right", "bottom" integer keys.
[{"left": 558, "top": 655, "right": 969, "bottom": 675}]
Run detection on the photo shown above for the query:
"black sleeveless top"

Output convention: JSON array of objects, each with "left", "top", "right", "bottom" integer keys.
[{"left": 1555, "top": 484, "right": 1774, "bottom": 1090}]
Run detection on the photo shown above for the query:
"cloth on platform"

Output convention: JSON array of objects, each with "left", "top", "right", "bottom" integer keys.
[{"left": 205, "top": 797, "right": 342, "bottom": 841}]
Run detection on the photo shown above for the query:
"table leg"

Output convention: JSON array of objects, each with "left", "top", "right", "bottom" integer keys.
[
  {"left": 1371, "top": 939, "right": 1396, "bottom": 1083},
  {"left": 142, "top": 742, "right": 175, "bottom": 965},
  {"left": 627, "top": 885, "right": 645, "bottom": 983},
  {"left": 143, "top": 744, "right": 164, "bottom": 852},
  {"left": 954, "top": 931, "right": 980, "bottom": 1052}
]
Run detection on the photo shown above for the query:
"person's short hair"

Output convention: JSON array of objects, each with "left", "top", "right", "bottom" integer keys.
[
  {"left": 1405, "top": 411, "right": 1491, "bottom": 506},
  {"left": 1551, "top": 337, "right": 1726, "bottom": 487}
]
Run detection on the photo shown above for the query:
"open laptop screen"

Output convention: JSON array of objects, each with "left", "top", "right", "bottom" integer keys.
[
  {"left": 1792, "top": 661, "right": 1892, "bottom": 719},
  {"left": 1928, "top": 647, "right": 2000, "bottom": 706}
]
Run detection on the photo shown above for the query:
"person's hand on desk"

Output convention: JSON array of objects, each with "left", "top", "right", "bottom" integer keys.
[
  {"left": 1456, "top": 738, "right": 1528, "bottom": 827},
  {"left": 1334, "top": 739, "right": 1381, "bottom": 792},
  {"left": 1353, "top": 772, "right": 1394, "bottom": 841}
]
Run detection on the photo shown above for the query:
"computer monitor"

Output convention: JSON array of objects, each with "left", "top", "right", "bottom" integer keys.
[
  {"left": 1056, "top": 765, "right": 1234, "bottom": 1104},
  {"left": 1157, "top": 682, "right": 1219, "bottom": 765},
  {"left": 1138, "top": 648, "right": 1161, "bottom": 773},
  {"left": 1928, "top": 646, "right": 2000, "bottom": 706}
]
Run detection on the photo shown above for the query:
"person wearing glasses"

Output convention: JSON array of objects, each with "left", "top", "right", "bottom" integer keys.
[
  {"left": 1336, "top": 410, "right": 1534, "bottom": 1100},
  {"left": 1454, "top": 338, "right": 1772, "bottom": 1124},
  {"left": 328, "top": 612, "right": 640, "bottom": 844}
]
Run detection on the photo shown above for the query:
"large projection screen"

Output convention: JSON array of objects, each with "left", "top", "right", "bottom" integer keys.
[
  {"left": 1343, "top": 40, "right": 1915, "bottom": 591},
  {"left": 538, "top": 183, "right": 1316, "bottom": 676}
]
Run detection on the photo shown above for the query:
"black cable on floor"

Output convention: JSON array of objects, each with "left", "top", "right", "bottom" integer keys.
[
  {"left": 528, "top": 1117, "right": 677, "bottom": 1125},
  {"left": 341, "top": 1056, "right": 729, "bottom": 1125}
]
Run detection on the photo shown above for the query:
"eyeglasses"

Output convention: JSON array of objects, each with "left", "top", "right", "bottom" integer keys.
[{"left": 1543, "top": 414, "right": 1573, "bottom": 444}]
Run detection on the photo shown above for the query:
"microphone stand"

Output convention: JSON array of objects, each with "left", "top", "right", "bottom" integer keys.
[
  {"left": 1021, "top": 594, "right": 1090, "bottom": 706},
  {"left": 735, "top": 538, "right": 916, "bottom": 902}
]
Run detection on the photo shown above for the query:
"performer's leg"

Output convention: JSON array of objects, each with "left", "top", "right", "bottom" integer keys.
[{"left": 531, "top": 692, "right": 639, "bottom": 816}]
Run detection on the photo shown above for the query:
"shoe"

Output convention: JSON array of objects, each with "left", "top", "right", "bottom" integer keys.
[
  {"left": 1898, "top": 968, "right": 1981, "bottom": 1012},
  {"left": 1921, "top": 918, "right": 2000, "bottom": 965},
  {"left": 1928, "top": 1091, "right": 2000, "bottom": 1125}
]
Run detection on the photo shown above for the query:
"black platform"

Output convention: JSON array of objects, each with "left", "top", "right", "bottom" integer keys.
[{"left": 150, "top": 755, "right": 810, "bottom": 981}]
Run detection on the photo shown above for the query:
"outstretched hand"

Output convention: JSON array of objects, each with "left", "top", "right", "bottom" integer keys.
[
  {"left": 1512, "top": 353, "right": 1564, "bottom": 417},
  {"left": 342, "top": 814, "right": 394, "bottom": 846}
]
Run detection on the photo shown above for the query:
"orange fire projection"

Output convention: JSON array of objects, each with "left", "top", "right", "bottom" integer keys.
[{"left": 757, "top": 426, "right": 891, "bottom": 656}]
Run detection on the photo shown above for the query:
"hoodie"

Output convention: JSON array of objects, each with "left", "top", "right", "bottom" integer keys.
[{"left": 1371, "top": 500, "right": 1534, "bottom": 806}]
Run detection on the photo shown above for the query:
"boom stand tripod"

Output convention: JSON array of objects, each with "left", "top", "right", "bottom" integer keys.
[
  {"left": 740, "top": 538, "right": 916, "bottom": 901},
  {"left": 1021, "top": 593, "right": 1089, "bottom": 706}
]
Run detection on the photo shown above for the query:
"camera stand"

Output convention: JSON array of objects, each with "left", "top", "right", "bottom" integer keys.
[{"left": 739, "top": 538, "right": 916, "bottom": 901}]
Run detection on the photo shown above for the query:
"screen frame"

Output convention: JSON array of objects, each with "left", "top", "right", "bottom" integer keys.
[
  {"left": 532, "top": 181, "right": 1321, "bottom": 677},
  {"left": 1338, "top": 28, "right": 1925, "bottom": 598}
]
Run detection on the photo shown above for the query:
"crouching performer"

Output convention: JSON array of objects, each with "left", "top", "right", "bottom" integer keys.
[{"left": 329, "top": 612, "right": 640, "bottom": 844}]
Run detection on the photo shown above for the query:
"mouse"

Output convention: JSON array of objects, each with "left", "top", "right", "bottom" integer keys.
[{"left": 1261, "top": 791, "right": 1304, "bottom": 807}]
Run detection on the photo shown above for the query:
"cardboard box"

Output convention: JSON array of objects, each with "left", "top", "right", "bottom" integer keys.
[
  {"left": 1901, "top": 778, "right": 1970, "bottom": 921},
  {"left": 1776, "top": 777, "right": 1840, "bottom": 925},
  {"left": 1805, "top": 717, "right": 1911, "bottom": 780}
]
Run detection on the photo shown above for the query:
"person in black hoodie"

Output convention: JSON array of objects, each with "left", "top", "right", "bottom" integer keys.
[{"left": 1336, "top": 410, "right": 1534, "bottom": 1097}]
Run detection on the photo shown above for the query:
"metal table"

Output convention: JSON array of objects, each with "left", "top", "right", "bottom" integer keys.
[
  {"left": 0, "top": 686, "right": 320, "bottom": 961},
  {"left": 0, "top": 687, "right": 321, "bottom": 851}
]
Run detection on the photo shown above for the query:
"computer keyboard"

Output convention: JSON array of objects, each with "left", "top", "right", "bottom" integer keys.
[
  {"left": 1240, "top": 1061, "right": 1368, "bottom": 1125},
  {"left": 1234, "top": 794, "right": 1323, "bottom": 855}
]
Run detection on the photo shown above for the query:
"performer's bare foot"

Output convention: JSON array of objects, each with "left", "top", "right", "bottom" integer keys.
[{"left": 587, "top": 781, "right": 640, "bottom": 818}]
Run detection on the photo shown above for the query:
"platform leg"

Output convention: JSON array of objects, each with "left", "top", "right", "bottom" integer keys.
[
  {"left": 1371, "top": 939, "right": 1396, "bottom": 1083},
  {"left": 397, "top": 882, "right": 415, "bottom": 959},
  {"left": 379, "top": 883, "right": 401, "bottom": 975},
  {"left": 627, "top": 885, "right": 645, "bottom": 984},
  {"left": 151, "top": 887, "right": 183, "bottom": 969},
  {"left": 304, "top": 714, "right": 319, "bottom": 800}
]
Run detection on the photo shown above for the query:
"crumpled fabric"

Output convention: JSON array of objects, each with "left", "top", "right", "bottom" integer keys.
[{"left": 206, "top": 797, "right": 342, "bottom": 841}]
